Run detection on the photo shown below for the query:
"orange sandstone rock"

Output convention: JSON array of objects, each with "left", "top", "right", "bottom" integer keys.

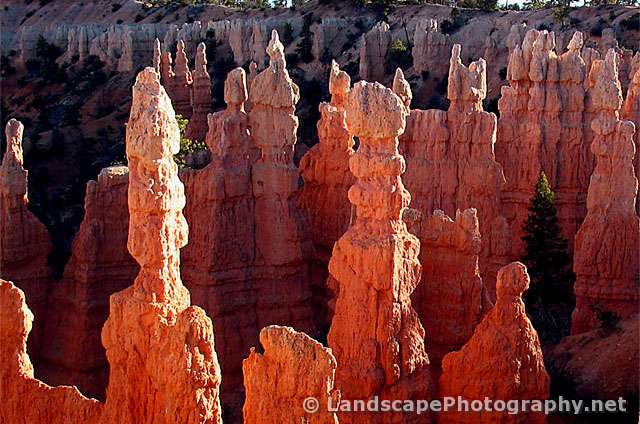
[
  {"left": 38, "top": 166, "right": 136, "bottom": 399},
  {"left": 172, "top": 39, "right": 194, "bottom": 118},
  {"left": 411, "top": 209, "right": 492, "bottom": 366},
  {"left": 327, "top": 80, "right": 433, "bottom": 423},
  {"left": 186, "top": 42, "right": 213, "bottom": 142},
  {"left": 243, "top": 325, "right": 340, "bottom": 423},
  {"left": 100, "top": 67, "right": 222, "bottom": 423},
  {"left": 571, "top": 51, "right": 639, "bottom": 334},
  {"left": 0, "top": 279, "right": 103, "bottom": 424},
  {"left": 299, "top": 61, "right": 355, "bottom": 327},
  {"left": 359, "top": 22, "right": 391, "bottom": 82},
  {"left": 400, "top": 45, "right": 510, "bottom": 298},
  {"left": 622, "top": 66, "right": 640, "bottom": 215},
  {"left": 496, "top": 30, "right": 591, "bottom": 255},
  {"left": 0, "top": 118, "right": 52, "bottom": 363},
  {"left": 439, "top": 262, "right": 550, "bottom": 424}
]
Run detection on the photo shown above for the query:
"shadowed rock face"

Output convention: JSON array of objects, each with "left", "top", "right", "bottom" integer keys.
[
  {"left": 399, "top": 45, "right": 510, "bottom": 299},
  {"left": 496, "top": 29, "right": 594, "bottom": 257},
  {"left": 439, "top": 262, "right": 550, "bottom": 424},
  {"left": 186, "top": 42, "right": 213, "bottom": 142},
  {"left": 571, "top": 51, "right": 639, "bottom": 335},
  {"left": 0, "top": 67, "right": 224, "bottom": 424},
  {"left": 327, "top": 80, "right": 434, "bottom": 424},
  {"left": 299, "top": 60, "right": 354, "bottom": 328},
  {"left": 243, "top": 325, "right": 340, "bottom": 423},
  {"left": 0, "top": 119, "right": 52, "bottom": 364},
  {"left": 622, "top": 60, "right": 640, "bottom": 216},
  {"left": 411, "top": 208, "right": 492, "bottom": 367}
]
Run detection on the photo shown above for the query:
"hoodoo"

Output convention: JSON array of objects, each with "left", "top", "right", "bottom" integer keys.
[
  {"left": 571, "top": 51, "right": 640, "bottom": 334},
  {"left": 243, "top": 325, "right": 340, "bottom": 423},
  {"left": 327, "top": 80, "right": 433, "bottom": 423},
  {"left": 0, "top": 119, "right": 52, "bottom": 363},
  {"left": 439, "top": 262, "right": 550, "bottom": 424}
]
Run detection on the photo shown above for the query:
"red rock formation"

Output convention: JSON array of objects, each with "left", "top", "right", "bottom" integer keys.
[
  {"left": 179, "top": 47, "right": 317, "bottom": 419},
  {"left": 359, "top": 22, "right": 391, "bottom": 82},
  {"left": 400, "top": 44, "right": 510, "bottom": 298},
  {"left": 439, "top": 262, "right": 550, "bottom": 424},
  {"left": 160, "top": 49, "right": 174, "bottom": 89},
  {"left": 172, "top": 39, "right": 193, "bottom": 118},
  {"left": 0, "top": 118, "right": 52, "bottom": 362},
  {"left": 411, "top": 209, "right": 492, "bottom": 366},
  {"left": 411, "top": 19, "right": 451, "bottom": 80},
  {"left": 0, "top": 68, "right": 223, "bottom": 424},
  {"left": 243, "top": 325, "right": 340, "bottom": 423},
  {"left": 186, "top": 42, "right": 213, "bottom": 142},
  {"left": 299, "top": 60, "right": 354, "bottom": 326},
  {"left": 571, "top": 51, "right": 639, "bottom": 334},
  {"left": 152, "top": 38, "right": 161, "bottom": 74},
  {"left": 327, "top": 80, "right": 433, "bottom": 423},
  {"left": 0, "top": 279, "right": 103, "bottom": 423},
  {"left": 496, "top": 30, "right": 591, "bottom": 255},
  {"left": 37, "top": 166, "right": 136, "bottom": 399},
  {"left": 622, "top": 66, "right": 640, "bottom": 215},
  {"left": 248, "top": 30, "right": 313, "bottom": 269},
  {"left": 100, "top": 67, "right": 222, "bottom": 423}
]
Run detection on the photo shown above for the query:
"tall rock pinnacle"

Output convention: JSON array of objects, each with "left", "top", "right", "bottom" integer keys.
[
  {"left": 327, "top": 81, "right": 433, "bottom": 423},
  {"left": 571, "top": 51, "right": 639, "bottom": 334},
  {"left": 100, "top": 67, "right": 223, "bottom": 423}
]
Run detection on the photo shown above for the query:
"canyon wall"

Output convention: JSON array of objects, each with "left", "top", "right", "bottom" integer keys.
[
  {"left": 439, "top": 262, "right": 550, "bottom": 424},
  {"left": 400, "top": 44, "right": 510, "bottom": 298},
  {"left": 622, "top": 62, "right": 640, "bottom": 216},
  {"left": 327, "top": 80, "right": 433, "bottom": 423},
  {"left": 243, "top": 325, "right": 339, "bottom": 423},
  {"left": 496, "top": 29, "right": 593, "bottom": 256},
  {"left": 0, "top": 119, "right": 52, "bottom": 363},
  {"left": 571, "top": 51, "right": 639, "bottom": 334}
]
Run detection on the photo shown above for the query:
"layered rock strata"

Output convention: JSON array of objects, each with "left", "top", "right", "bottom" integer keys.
[
  {"left": 571, "top": 51, "right": 639, "bottom": 334},
  {"left": 622, "top": 66, "right": 640, "bottom": 215},
  {"left": 359, "top": 22, "right": 391, "bottom": 82},
  {"left": 327, "top": 80, "right": 433, "bottom": 423},
  {"left": 37, "top": 166, "right": 136, "bottom": 399},
  {"left": 496, "top": 29, "right": 591, "bottom": 255},
  {"left": 243, "top": 325, "right": 340, "bottom": 423},
  {"left": 185, "top": 42, "right": 213, "bottom": 142},
  {"left": 0, "top": 67, "right": 224, "bottom": 424},
  {"left": 439, "top": 262, "right": 550, "bottom": 424},
  {"left": 0, "top": 119, "right": 52, "bottom": 362},
  {"left": 171, "top": 40, "right": 194, "bottom": 118},
  {"left": 299, "top": 60, "right": 354, "bottom": 326},
  {"left": 411, "top": 209, "right": 492, "bottom": 366},
  {"left": 400, "top": 44, "right": 510, "bottom": 298}
]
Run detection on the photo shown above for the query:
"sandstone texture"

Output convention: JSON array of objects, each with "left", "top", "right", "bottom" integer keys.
[
  {"left": 496, "top": 29, "right": 593, "bottom": 255},
  {"left": 359, "top": 22, "right": 391, "bottom": 82},
  {"left": 571, "top": 50, "right": 639, "bottom": 335},
  {"left": 37, "top": 166, "right": 136, "bottom": 399},
  {"left": 186, "top": 42, "right": 213, "bottom": 142},
  {"left": 411, "top": 208, "right": 492, "bottom": 367},
  {"left": 171, "top": 40, "right": 194, "bottom": 118},
  {"left": 622, "top": 64, "right": 640, "bottom": 216},
  {"left": 0, "top": 68, "right": 223, "bottom": 424},
  {"left": 400, "top": 44, "right": 510, "bottom": 298},
  {"left": 243, "top": 325, "right": 340, "bottom": 423},
  {"left": 299, "top": 60, "right": 355, "bottom": 326},
  {"left": 439, "top": 262, "right": 550, "bottom": 424},
  {"left": 327, "top": 80, "right": 433, "bottom": 423},
  {"left": 0, "top": 119, "right": 52, "bottom": 363}
]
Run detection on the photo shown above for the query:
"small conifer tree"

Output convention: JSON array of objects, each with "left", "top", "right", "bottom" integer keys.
[{"left": 522, "top": 171, "right": 574, "bottom": 306}]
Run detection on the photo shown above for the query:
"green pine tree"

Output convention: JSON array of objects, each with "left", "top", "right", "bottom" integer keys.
[{"left": 521, "top": 171, "right": 575, "bottom": 306}]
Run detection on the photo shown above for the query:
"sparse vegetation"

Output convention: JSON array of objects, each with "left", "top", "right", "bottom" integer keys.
[
  {"left": 173, "top": 115, "right": 208, "bottom": 168},
  {"left": 387, "top": 39, "right": 412, "bottom": 72}
]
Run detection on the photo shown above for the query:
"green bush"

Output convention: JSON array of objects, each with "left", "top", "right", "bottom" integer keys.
[{"left": 173, "top": 115, "right": 208, "bottom": 168}]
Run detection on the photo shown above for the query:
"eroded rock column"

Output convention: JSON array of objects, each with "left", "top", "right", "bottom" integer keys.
[
  {"left": 100, "top": 68, "right": 222, "bottom": 423},
  {"left": 622, "top": 66, "right": 640, "bottom": 215},
  {"left": 327, "top": 80, "right": 433, "bottom": 423},
  {"left": 186, "top": 42, "right": 213, "bottom": 142},
  {"left": 439, "top": 262, "right": 550, "bottom": 424},
  {"left": 172, "top": 40, "right": 193, "bottom": 118},
  {"left": 243, "top": 325, "right": 340, "bottom": 423},
  {"left": 571, "top": 51, "right": 639, "bottom": 334},
  {"left": 0, "top": 119, "right": 52, "bottom": 362}
]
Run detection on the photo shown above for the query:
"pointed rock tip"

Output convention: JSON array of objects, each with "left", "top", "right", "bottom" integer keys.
[
  {"left": 5, "top": 119, "right": 23, "bottom": 139},
  {"left": 496, "top": 262, "right": 529, "bottom": 300}
]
